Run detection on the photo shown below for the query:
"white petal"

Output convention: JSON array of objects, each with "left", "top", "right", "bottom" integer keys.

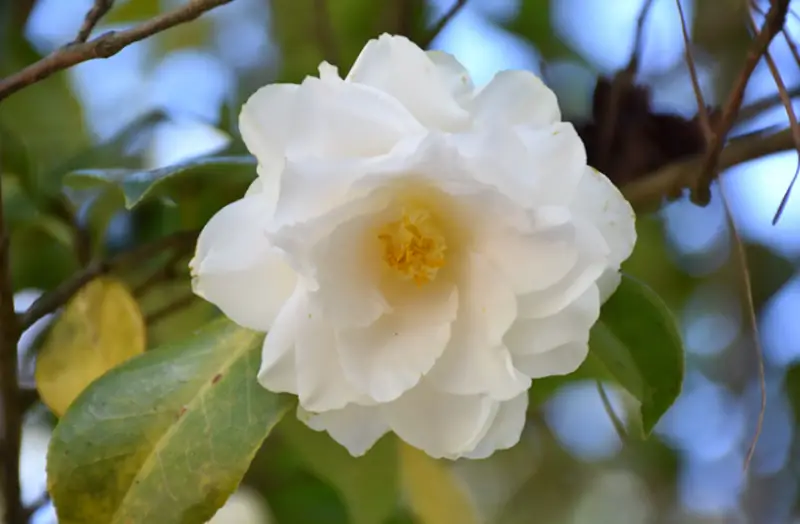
[
  {"left": 513, "top": 341, "right": 589, "bottom": 378},
  {"left": 518, "top": 124, "right": 587, "bottom": 207},
  {"left": 596, "top": 270, "right": 622, "bottom": 304},
  {"left": 426, "top": 50, "right": 475, "bottom": 104},
  {"left": 449, "top": 123, "right": 585, "bottom": 210},
  {"left": 293, "top": 294, "right": 366, "bottom": 412},
  {"left": 569, "top": 166, "right": 637, "bottom": 302},
  {"left": 505, "top": 284, "right": 600, "bottom": 358},
  {"left": 239, "top": 76, "right": 423, "bottom": 165},
  {"left": 318, "top": 61, "right": 341, "bottom": 81},
  {"left": 426, "top": 253, "right": 530, "bottom": 401},
  {"left": 517, "top": 220, "right": 609, "bottom": 319},
  {"left": 309, "top": 213, "right": 390, "bottom": 328},
  {"left": 244, "top": 176, "right": 263, "bottom": 197},
  {"left": 269, "top": 140, "right": 412, "bottom": 234},
  {"left": 347, "top": 34, "right": 470, "bottom": 131},
  {"left": 337, "top": 282, "right": 458, "bottom": 403},
  {"left": 382, "top": 380, "right": 496, "bottom": 459},
  {"left": 469, "top": 70, "right": 560, "bottom": 128},
  {"left": 190, "top": 195, "right": 297, "bottom": 331},
  {"left": 299, "top": 404, "right": 389, "bottom": 457},
  {"left": 257, "top": 285, "right": 304, "bottom": 394},
  {"left": 479, "top": 208, "right": 578, "bottom": 294},
  {"left": 239, "top": 83, "right": 296, "bottom": 174},
  {"left": 462, "top": 393, "right": 528, "bottom": 459}
]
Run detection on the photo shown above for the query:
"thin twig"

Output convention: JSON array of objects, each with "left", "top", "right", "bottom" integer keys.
[
  {"left": 717, "top": 178, "right": 766, "bottom": 473},
  {"left": 691, "top": 0, "right": 790, "bottom": 204},
  {"left": 419, "top": 0, "right": 467, "bottom": 49},
  {"left": 733, "top": 5, "right": 775, "bottom": 472},
  {"left": 736, "top": 82, "right": 800, "bottom": 123},
  {"left": 0, "top": 133, "right": 25, "bottom": 524},
  {"left": 311, "top": 0, "right": 339, "bottom": 64},
  {"left": 0, "top": 0, "right": 234, "bottom": 103},
  {"left": 73, "top": 0, "right": 114, "bottom": 44},
  {"left": 676, "top": 0, "right": 767, "bottom": 472},
  {"left": 770, "top": 27, "right": 800, "bottom": 223},
  {"left": 145, "top": 293, "right": 198, "bottom": 325},
  {"left": 762, "top": 55, "right": 800, "bottom": 224},
  {"left": 19, "top": 231, "right": 197, "bottom": 331},
  {"left": 675, "top": 0, "right": 712, "bottom": 137},
  {"left": 596, "top": 382, "right": 628, "bottom": 444},
  {"left": 627, "top": 0, "right": 656, "bottom": 74}
]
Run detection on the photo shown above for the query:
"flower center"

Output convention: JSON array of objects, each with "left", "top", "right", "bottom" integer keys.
[{"left": 377, "top": 206, "right": 447, "bottom": 285}]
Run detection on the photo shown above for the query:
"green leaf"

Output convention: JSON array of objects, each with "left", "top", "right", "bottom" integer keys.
[
  {"left": 1, "top": 174, "right": 38, "bottom": 226},
  {"left": 0, "top": 37, "right": 88, "bottom": 188},
  {"left": 63, "top": 155, "right": 257, "bottom": 210},
  {"left": 277, "top": 415, "right": 399, "bottom": 524},
  {"left": 264, "top": 470, "right": 350, "bottom": 524},
  {"left": 47, "top": 317, "right": 292, "bottom": 524},
  {"left": 11, "top": 225, "right": 78, "bottom": 291},
  {"left": 56, "top": 110, "right": 168, "bottom": 174},
  {"left": 399, "top": 442, "right": 480, "bottom": 524},
  {"left": 0, "top": 123, "right": 33, "bottom": 182},
  {"left": 35, "top": 277, "right": 146, "bottom": 417},
  {"left": 528, "top": 275, "right": 685, "bottom": 436},
  {"left": 592, "top": 274, "right": 685, "bottom": 435}
]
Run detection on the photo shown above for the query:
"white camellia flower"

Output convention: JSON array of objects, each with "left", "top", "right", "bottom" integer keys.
[{"left": 190, "top": 34, "right": 636, "bottom": 460}]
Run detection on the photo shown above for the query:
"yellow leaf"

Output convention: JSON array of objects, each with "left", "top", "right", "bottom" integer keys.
[
  {"left": 35, "top": 277, "right": 146, "bottom": 416},
  {"left": 399, "top": 443, "right": 481, "bottom": 524}
]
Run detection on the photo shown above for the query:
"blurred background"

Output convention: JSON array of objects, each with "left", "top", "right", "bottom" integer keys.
[{"left": 3, "top": 0, "right": 800, "bottom": 522}]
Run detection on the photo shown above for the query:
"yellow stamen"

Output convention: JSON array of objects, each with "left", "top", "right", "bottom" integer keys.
[{"left": 377, "top": 207, "right": 447, "bottom": 285}]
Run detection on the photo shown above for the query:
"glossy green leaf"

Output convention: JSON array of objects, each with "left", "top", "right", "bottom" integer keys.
[
  {"left": 11, "top": 225, "right": 78, "bottom": 291},
  {"left": 63, "top": 155, "right": 257, "bottom": 210},
  {"left": 56, "top": 110, "right": 168, "bottom": 174},
  {"left": 592, "top": 274, "right": 684, "bottom": 435},
  {"left": 0, "top": 123, "right": 32, "bottom": 182},
  {"left": 0, "top": 38, "right": 87, "bottom": 187},
  {"left": 47, "top": 317, "right": 292, "bottom": 524},
  {"left": 528, "top": 275, "right": 684, "bottom": 436},
  {"left": 278, "top": 415, "right": 399, "bottom": 524}
]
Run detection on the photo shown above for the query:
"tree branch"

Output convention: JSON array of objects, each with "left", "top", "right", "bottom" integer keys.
[
  {"left": 73, "top": 0, "right": 114, "bottom": 44},
  {"left": 691, "top": 0, "right": 790, "bottom": 204},
  {"left": 0, "top": 142, "right": 24, "bottom": 524},
  {"left": 0, "top": 0, "right": 234, "bottom": 103},
  {"left": 19, "top": 230, "right": 197, "bottom": 331},
  {"left": 622, "top": 127, "right": 795, "bottom": 211}
]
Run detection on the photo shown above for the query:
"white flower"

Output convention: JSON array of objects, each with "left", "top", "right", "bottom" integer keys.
[{"left": 190, "top": 34, "right": 636, "bottom": 460}]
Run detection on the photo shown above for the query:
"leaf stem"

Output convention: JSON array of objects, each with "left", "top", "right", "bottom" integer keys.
[{"left": 0, "top": 0, "right": 235, "bottom": 103}]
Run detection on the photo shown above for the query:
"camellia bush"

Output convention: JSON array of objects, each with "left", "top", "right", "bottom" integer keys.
[{"left": 2, "top": 0, "right": 796, "bottom": 523}]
